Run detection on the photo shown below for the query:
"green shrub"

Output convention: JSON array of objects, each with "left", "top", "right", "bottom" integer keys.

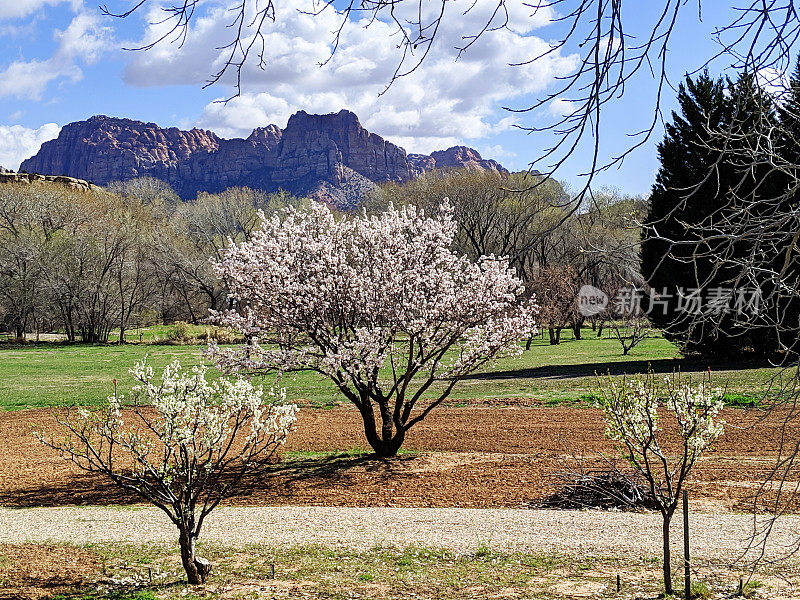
[
  {"left": 723, "top": 393, "right": 761, "bottom": 408},
  {"left": 742, "top": 579, "right": 763, "bottom": 597},
  {"left": 167, "top": 321, "right": 192, "bottom": 343},
  {"left": 691, "top": 580, "right": 712, "bottom": 599}
]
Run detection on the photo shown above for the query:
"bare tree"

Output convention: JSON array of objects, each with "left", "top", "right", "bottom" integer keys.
[
  {"left": 528, "top": 264, "right": 580, "bottom": 345},
  {"left": 604, "top": 287, "right": 651, "bottom": 355}
]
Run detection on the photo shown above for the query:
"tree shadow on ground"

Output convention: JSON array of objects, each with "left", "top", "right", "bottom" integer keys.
[
  {"left": 235, "top": 452, "right": 419, "bottom": 502},
  {"left": 1, "top": 451, "right": 418, "bottom": 508},
  {"left": 3, "top": 472, "right": 141, "bottom": 507},
  {"left": 465, "top": 356, "right": 776, "bottom": 381}
]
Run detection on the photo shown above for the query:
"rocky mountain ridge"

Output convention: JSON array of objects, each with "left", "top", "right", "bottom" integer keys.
[
  {"left": 0, "top": 169, "right": 97, "bottom": 192},
  {"left": 20, "top": 110, "right": 507, "bottom": 208}
]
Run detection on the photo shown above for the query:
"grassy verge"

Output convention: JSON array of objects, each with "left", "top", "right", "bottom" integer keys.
[
  {"left": 14, "top": 541, "right": 791, "bottom": 600},
  {"left": 0, "top": 329, "right": 781, "bottom": 410}
]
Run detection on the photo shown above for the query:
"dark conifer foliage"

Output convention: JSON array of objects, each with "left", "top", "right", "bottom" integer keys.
[{"left": 642, "top": 71, "right": 795, "bottom": 357}]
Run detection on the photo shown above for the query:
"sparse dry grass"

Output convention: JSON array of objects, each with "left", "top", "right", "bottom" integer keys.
[{"left": 5, "top": 541, "right": 798, "bottom": 600}]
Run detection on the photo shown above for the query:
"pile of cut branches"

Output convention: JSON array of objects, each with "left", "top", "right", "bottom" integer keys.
[{"left": 532, "top": 469, "right": 658, "bottom": 511}]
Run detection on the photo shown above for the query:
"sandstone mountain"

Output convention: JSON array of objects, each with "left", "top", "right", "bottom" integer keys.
[
  {"left": 20, "top": 110, "right": 507, "bottom": 208},
  {"left": 0, "top": 169, "right": 97, "bottom": 192}
]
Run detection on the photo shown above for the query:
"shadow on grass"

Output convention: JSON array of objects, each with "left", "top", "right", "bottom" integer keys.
[
  {"left": 2, "top": 451, "right": 418, "bottom": 508},
  {"left": 465, "top": 356, "right": 776, "bottom": 381}
]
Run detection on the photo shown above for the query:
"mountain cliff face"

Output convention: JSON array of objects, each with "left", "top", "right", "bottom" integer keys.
[{"left": 20, "top": 110, "right": 507, "bottom": 208}]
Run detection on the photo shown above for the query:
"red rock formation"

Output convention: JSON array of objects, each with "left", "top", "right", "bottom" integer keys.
[
  {"left": 20, "top": 111, "right": 507, "bottom": 206},
  {"left": 0, "top": 169, "right": 97, "bottom": 191},
  {"left": 429, "top": 146, "right": 507, "bottom": 173},
  {"left": 20, "top": 116, "right": 220, "bottom": 193}
]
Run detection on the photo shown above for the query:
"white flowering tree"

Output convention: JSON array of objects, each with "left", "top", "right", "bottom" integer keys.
[
  {"left": 595, "top": 372, "right": 725, "bottom": 596},
  {"left": 36, "top": 359, "right": 297, "bottom": 584},
  {"left": 207, "top": 201, "right": 536, "bottom": 457}
]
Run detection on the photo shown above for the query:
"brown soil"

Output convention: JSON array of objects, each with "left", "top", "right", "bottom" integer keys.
[
  {"left": 1, "top": 406, "right": 797, "bottom": 510},
  {"left": 0, "top": 543, "right": 102, "bottom": 599}
]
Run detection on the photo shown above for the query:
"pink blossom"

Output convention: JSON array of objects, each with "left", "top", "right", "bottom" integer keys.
[{"left": 207, "top": 200, "right": 537, "bottom": 456}]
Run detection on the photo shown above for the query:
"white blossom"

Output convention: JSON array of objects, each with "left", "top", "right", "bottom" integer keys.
[
  {"left": 35, "top": 358, "right": 297, "bottom": 584},
  {"left": 596, "top": 371, "right": 725, "bottom": 510}
]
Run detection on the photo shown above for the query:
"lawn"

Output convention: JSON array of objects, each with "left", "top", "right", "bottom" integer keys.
[
  {"left": 0, "top": 329, "right": 784, "bottom": 410},
  {"left": 0, "top": 345, "right": 207, "bottom": 410}
]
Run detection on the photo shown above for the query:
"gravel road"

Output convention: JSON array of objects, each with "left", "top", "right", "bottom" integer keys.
[{"left": 2, "top": 506, "right": 798, "bottom": 562}]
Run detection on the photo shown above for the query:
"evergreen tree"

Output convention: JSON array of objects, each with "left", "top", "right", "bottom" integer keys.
[
  {"left": 778, "top": 54, "right": 800, "bottom": 160},
  {"left": 642, "top": 71, "right": 787, "bottom": 357}
]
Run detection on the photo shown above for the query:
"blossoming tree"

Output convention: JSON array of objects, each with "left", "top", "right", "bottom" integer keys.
[
  {"left": 36, "top": 359, "right": 297, "bottom": 584},
  {"left": 207, "top": 201, "right": 536, "bottom": 457},
  {"left": 595, "top": 372, "right": 725, "bottom": 596}
]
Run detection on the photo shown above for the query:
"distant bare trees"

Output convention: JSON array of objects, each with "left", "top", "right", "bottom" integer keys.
[
  {"left": 374, "top": 170, "right": 644, "bottom": 345},
  {"left": 529, "top": 265, "right": 580, "bottom": 345},
  {"left": 0, "top": 180, "right": 300, "bottom": 341}
]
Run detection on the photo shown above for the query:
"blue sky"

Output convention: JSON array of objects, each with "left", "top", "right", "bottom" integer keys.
[{"left": 0, "top": 1, "right": 770, "bottom": 195}]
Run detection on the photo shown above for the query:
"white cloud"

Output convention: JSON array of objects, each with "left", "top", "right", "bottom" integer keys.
[
  {"left": 548, "top": 97, "right": 577, "bottom": 118},
  {"left": 0, "top": 0, "right": 80, "bottom": 20},
  {"left": 479, "top": 144, "right": 517, "bottom": 159},
  {"left": 758, "top": 67, "right": 789, "bottom": 97},
  {"left": 0, "top": 11, "right": 112, "bottom": 100},
  {"left": 0, "top": 123, "right": 61, "bottom": 169},
  {"left": 124, "top": 0, "right": 577, "bottom": 149},
  {"left": 390, "top": 135, "right": 462, "bottom": 156}
]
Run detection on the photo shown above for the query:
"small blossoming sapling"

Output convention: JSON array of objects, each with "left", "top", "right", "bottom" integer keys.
[
  {"left": 595, "top": 371, "right": 725, "bottom": 596},
  {"left": 35, "top": 358, "right": 297, "bottom": 584}
]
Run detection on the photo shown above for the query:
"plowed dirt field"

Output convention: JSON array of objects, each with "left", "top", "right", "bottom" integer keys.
[{"left": 2, "top": 405, "right": 796, "bottom": 510}]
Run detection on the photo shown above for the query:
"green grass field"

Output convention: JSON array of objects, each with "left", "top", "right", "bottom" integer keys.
[{"left": 0, "top": 328, "right": 784, "bottom": 410}]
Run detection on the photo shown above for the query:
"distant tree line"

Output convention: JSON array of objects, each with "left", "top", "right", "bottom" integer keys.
[
  {"left": 0, "top": 168, "right": 644, "bottom": 345},
  {"left": 0, "top": 178, "right": 303, "bottom": 342}
]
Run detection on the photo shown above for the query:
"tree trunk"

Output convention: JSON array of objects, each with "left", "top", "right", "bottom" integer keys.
[
  {"left": 572, "top": 317, "right": 584, "bottom": 340},
  {"left": 178, "top": 528, "right": 211, "bottom": 584},
  {"left": 372, "top": 431, "right": 405, "bottom": 457},
  {"left": 548, "top": 327, "right": 558, "bottom": 345},
  {"left": 525, "top": 335, "right": 534, "bottom": 350},
  {"left": 359, "top": 402, "right": 406, "bottom": 457},
  {"left": 662, "top": 512, "right": 673, "bottom": 596}
]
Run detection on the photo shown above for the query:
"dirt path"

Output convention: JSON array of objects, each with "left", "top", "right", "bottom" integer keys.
[{"left": 1, "top": 505, "right": 798, "bottom": 564}]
